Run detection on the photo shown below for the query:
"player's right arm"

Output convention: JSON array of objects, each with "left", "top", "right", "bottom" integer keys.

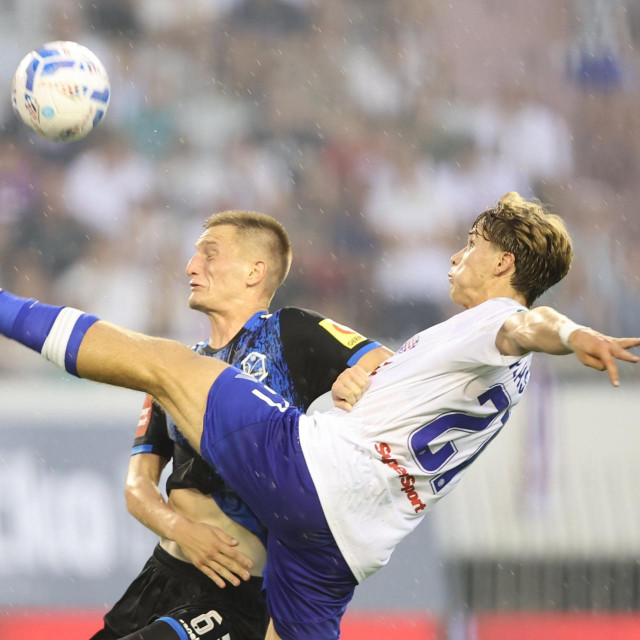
[
  {"left": 496, "top": 306, "right": 640, "bottom": 386},
  {"left": 125, "top": 395, "right": 253, "bottom": 587}
]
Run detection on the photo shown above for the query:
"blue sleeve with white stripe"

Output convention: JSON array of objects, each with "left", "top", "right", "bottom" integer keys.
[{"left": 0, "top": 290, "right": 99, "bottom": 376}]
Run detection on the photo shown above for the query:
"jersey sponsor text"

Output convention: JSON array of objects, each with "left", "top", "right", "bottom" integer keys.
[
  {"left": 319, "top": 319, "right": 367, "bottom": 349},
  {"left": 376, "top": 441, "right": 427, "bottom": 513}
]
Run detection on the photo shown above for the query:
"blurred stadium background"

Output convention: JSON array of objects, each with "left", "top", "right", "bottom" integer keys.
[{"left": 1, "top": 1, "right": 639, "bottom": 638}]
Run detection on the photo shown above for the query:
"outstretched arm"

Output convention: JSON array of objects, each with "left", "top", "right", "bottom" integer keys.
[
  {"left": 332, "top": 345, "right": 394, "bottom": 411},
  {"left": 496, "top": 306, "right": 640, "bottom": 386}
]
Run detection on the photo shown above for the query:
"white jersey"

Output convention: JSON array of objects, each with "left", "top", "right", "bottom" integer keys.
[{"left": 298, "top": 298, "right": 532, "bottom": 582}]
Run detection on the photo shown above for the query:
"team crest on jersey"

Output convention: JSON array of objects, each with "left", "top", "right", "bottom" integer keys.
[
  {"left": 241, "top": 351, "right": 269, "bottom": 381},
  {"left": 319, "top": 319, "right": 366, "bottom": 349},
  {"left": 398, "top": 334, "right": 420, "bottom": 353}
]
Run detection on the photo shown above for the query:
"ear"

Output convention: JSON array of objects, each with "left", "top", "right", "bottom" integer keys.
[
  {"left": 495, "top": 251, "right": 515, "bottom": 276},
  {"left": 247, "top": 259, "right": 268, "bottom": 286}
]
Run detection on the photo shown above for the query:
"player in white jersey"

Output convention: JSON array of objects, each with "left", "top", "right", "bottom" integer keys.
[
  {"left": 300, "top": 296, "right": 532, "bottom": 582},
  {"left": 1, "top": 192, "right": 639, "bottom": 640}
]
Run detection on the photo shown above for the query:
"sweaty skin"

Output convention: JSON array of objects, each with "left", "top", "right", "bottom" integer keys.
[{"left": 165, "top": 488, "right": 267, "bottom": 576}]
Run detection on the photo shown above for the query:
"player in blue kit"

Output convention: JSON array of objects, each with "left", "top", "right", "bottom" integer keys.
[
  {"left": 1, "top": 193, "right": 638, "bottom": 640},
  {"left": 88, "top": 210, "right": 392, "bottom": 640}
]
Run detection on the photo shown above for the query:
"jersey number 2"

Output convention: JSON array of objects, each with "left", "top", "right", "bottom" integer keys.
[{"left": 409, "top": 384, "right": 510, "bottom": 494}]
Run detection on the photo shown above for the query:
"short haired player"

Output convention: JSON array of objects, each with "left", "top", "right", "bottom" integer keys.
[
  {"left": 88, "top": 210, "right": 392, "bottom": 640},
  {"left": 1, "top": 192, "right": 638, "bottom": 640}
]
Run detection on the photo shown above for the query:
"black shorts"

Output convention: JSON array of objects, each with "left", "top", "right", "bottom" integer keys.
[{"left": 90, "top": 544, "right": 268, "bottom": 640}]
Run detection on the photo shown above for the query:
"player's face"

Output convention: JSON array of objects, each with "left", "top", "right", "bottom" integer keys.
[
  {"left": 448, "top": 228, "right": 505, "bottom": 308},
  {"left": 186, "top": 225, "right": 252, "bottom": 313}
]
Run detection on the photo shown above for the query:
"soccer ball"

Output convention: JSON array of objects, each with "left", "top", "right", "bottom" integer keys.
[{"left": 11, "top": 41, "right": 110, "bottom": 142}]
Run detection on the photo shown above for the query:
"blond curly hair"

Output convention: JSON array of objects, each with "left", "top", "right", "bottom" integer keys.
[{"left": 472, "top": 192, "right": 573, "bottom": 306}]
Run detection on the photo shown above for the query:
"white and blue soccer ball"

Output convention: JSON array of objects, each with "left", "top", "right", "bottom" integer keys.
[{"left": 12, "top": 41, "right": 110, "bottom": 142}]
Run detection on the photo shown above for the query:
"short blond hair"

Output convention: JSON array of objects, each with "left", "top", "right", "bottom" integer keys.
[
  {"left": 203, "top": 210, "right": 292, "bottom": 296},
  {"left": 472, "top": 192, "right": 573, "bottom": 306}
]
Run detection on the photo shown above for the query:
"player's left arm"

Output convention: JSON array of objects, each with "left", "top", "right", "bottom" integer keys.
[{"left": 496, "top": 306, "right": 640, "bottom": 386}]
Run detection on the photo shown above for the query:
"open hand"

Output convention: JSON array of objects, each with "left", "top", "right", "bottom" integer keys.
[
  {"left": 175, "top": 519, "right": 254, "bottom": 587},
  {"left": 569, "top": 329, "right": 640, "bottom": 387}
]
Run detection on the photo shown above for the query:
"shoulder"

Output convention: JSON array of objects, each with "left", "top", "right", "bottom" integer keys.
[
  {"left": 277, "top": 306, "right": 326, "bottom": 331},
  {"left": 458, "top": 298, "right": 527, "bottom": 327},
  {"left": 477, "top": 297, "right": 527, "bottom": 314},
  {"left": 278, "top": 306, "right": 325, "bottom": 321},
  {"left": 459, "top": 299, "right": 529, "bottom": 365}
]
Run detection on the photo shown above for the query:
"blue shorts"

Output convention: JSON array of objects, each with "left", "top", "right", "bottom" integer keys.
[{"left": 200, "top": 367, "right": 357, "bottom": 640}]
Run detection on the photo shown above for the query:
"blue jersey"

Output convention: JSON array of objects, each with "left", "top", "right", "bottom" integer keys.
[{"left": 132, "top": 307, "right": 380, "bottom": 541}]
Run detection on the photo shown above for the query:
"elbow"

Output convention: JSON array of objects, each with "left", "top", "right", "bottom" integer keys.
[
  {"left": 124, "top": 477, "right": 139, "bottom": 515},
  {"left": 515, "top": 307, "right": 562, "bottom": 354}
]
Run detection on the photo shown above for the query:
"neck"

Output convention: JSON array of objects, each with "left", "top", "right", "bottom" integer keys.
[
  {"left": 206, "top": 304, "right": 268, "bottom": 349},
  {"left": 464, "top": 288, "right": 527, "bottom": 310}
]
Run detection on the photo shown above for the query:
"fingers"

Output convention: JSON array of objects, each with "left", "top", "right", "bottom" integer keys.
[
  {"left": 335, "top": 384, "right": 360, "bottom": 406},
  {"left": 332, "top": 366, "right": 370, "bottom": 409},
  {"left": 597, "top": 340, "right": 640, "bottom": 386},
  {"left": 196, "top": 559, "right": 240, "bottom": 587},
  {"left": 575, "top": 335, "right": 640, "bottom": 386},
  {"left": 612, "top": 339, "right": 640, "bottom": 362},
  {"left": 606, "top": 340, "right": 640, "bottom": 385},
  {"left": 181, "top": 526, "right": 254, "bottom": 586},
  {"left": 210, "top": 526, "right": 239, "bottom": 546},
  {"left": 600, "top": 351, "right": 620, "bottom": 387},
  {"left": 195, "top": 560, "right": 227, "bottom": 588},
  {"left": 578, "top": 354, "right": 606, "bottom": 371},
  {"left": 339, "top": 376, "right": 368, "bottom": 400},
  {"left": 349, "top": 364, "right": 370, "bottom": 378},
  {"left": 616, "top": 337, "right": 640, "bottom": 350},
  {"left": 206, "top": 526, "right": 253, "bottom": 571},
  {"left": 196, "top": 548, "right": 253, "bottom": 586},
  {"left": 333, "top": 399, "right": 353, "bottom": 412},
  {"left": 211, "top": 546, "right": 253, "bottom": 578}
]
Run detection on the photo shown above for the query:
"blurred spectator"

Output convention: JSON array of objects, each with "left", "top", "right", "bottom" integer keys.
[
  {"left": 0, "top": 138, "right": 39, "bottom": 228},
  {"left": 363, "top": 140, "right": 457, "bottom": 339},
  {"left": 494, "top": 87, "right": 574, "bottom": 183},
  {"left": 63, "top": 133, "right": 153, "bottom": 237},
  {"left": 227, "top": 0, "right": 312, "bottom": 35},
  {"left": 54, "top": 236, "right": 155, "bottom": 332},
  {"left": 619, "top": 240, "right": 640, "bottom": 338},
  {"left": 9, "top": 166, "right": 92, "bottom": 280},
  {"left": 85, "top": 0, "right": 141, "bottom": 39}
]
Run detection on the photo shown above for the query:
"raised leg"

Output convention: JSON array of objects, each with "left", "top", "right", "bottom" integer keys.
[
  {"left": 76, "top": 321, "right": 229, "bottom": 452},
  {"left": 0, "top": 291, "right": 228, "bottom": 453}
]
